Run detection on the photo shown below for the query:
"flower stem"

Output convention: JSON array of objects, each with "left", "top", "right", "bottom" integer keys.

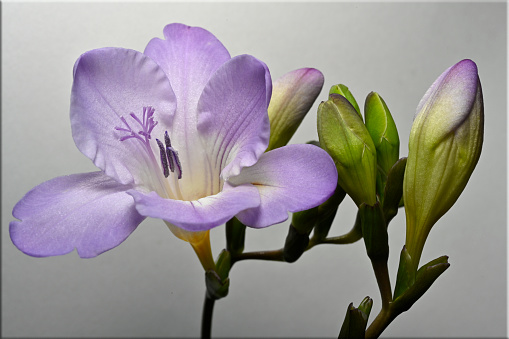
[
  {"left": 372, "top": 260, "right": 392, "bottom": 310},
  {"left": 201, "top": 293, "right": 215, "bottom": 339},
  {"left": 232, "top": 249, "right": 285, "bottom": 263},
  {"left": 365, "top": 307, "right": 396, "bottom": 339}
]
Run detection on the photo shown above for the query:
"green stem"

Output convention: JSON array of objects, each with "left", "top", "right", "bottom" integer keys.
[
  {"left": 232, "top": 249, "right": 285, "bottom": 263},
  {"left": 365, "top": 307, "right": 396, "bottom": 339},
  {"left": 201, "top": 294, "right": 215, "bottom": 339},
  {"left": 372, "top": 260, "right": 392, "bottom": 310}
]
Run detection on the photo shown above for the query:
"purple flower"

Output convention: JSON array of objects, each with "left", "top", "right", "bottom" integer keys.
[{"left": 10, "top": 23, "right": 337, "bottom": 264}]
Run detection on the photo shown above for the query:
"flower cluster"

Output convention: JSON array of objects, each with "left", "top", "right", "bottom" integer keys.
[{"left": 9, "top": 23, "right": 484, "bottom": 339}]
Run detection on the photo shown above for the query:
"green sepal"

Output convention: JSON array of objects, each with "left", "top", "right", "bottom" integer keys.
[
  {"left": 205, "top": 270, "right": 230, "bottom": 300},
  {"left": 393, "top": 255, "right": 450, "bottom": 313},
  {"left": 215, "top": 249, "right": 232, "bottom": 281},
  {"left": 283, "top": 224, "right": 310, "bottom": 263},
  {"left": 382, "top": 157, "right": 407, "bottom": 224},
  {"left": 338, "top": 297, "right": 373, "bottom": 339},
  {"left": 360, "top": 202, "right": 389, "bottom": 262},
  {"left": 393, "top": 245, "right": 415, "bottom": 300},
  {"left": 226, "top": 217, "right": 246, "bottom": 255},
  {"left": 329, "top": 84, "right": 362, "bottom": 118}
]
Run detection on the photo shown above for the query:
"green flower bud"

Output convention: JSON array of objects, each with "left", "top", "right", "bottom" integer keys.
[
  {"left": 404, "top": 59, "right": 484, "bottom": 270},
  {"left": 360, "top": 202, "right": 389, "bottom": 262},
  {"left": 365, "top": 92, "right": 400, "bottom": 196},
  {"left": 318, "top": 94, "right": 377, "bottom": 206},
  {"left": 267, "top": 68, "right": 324, "bottom": 151},
  {"left": 329, "top": 84, "right": 362, "bottom": 118},
  {"left": 338, "top": 297, "right": 373, "bottom": 339}
]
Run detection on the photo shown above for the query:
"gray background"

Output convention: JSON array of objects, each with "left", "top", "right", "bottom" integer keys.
[{"left": 2, "top": 2, "right": 506, "bottom": 338}]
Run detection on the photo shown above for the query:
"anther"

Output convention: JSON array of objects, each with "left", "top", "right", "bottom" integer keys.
[
  {"left": 156, "top": 139, "right": 170, "bottom": 178},
  {"left": 157, "top": 131, "right": 183, "bottom": 179},
  {"left": 164, "top": 131, "right": 175, "bottom": 172}
]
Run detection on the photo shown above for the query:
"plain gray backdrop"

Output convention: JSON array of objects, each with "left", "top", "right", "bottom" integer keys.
[{"left": 2, "top": 2, "right": 507, "bottom": 338}]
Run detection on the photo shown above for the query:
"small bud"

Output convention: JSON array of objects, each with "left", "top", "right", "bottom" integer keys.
[
  {"left": 403, "top": 59, "right": 484, "bottom": 269},
  {"left": 365, "top": 92, "right": 400, "bottom": 201},
  {"left": 338, "top": 297, "right": 373, "bottom": 339},
  {"left": 226, "top": 217, "right": 246, "bottom": 255},
  {"left": 283, "top": 224, "right": 310, "bottom": 263},
  {"left": 215, "top": 249, "right": 232, "bottom": 281},
  {"left": 312, "top": 184, "right": 347, "bottom": 240},
  {"left": 382, "top": 157, "right": 407, "bottom": 224},
  {"left": 292, "top": 206, "right": 319, "bottom": 235},
  {"left": 329, "top": 84, "right": 362, "bottom": 117},
  {"left": 318, "top": 94, "right": 377, "bottom": 206},
  {"left": 267, "top": 68, "right": 324, "bottom": 151},
  {"left": 360, "top": 202, "right": 388, "bottom": 262}
]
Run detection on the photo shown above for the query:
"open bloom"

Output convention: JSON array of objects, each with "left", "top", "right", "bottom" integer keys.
[
  {"left": 403, "top": 59, "right": 484, "bottom": 270},
  {"left": 10, "top": 24, "right": 337, "bottom": 265}
]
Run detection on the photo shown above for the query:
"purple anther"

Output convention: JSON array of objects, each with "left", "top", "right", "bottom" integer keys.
[
  {"left": 164, "top": 131, "right": 175, "bottom": 172},
  {"left": 156, "top": 139, "right": 170, "bottom": 178},
  {"left": 169, "top": 149, "right": 183, "bottom": 180}
]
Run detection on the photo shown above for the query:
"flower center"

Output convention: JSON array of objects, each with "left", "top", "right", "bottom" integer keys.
[{"left": 114, "top": 106, "right": 183, "bottom": 182}]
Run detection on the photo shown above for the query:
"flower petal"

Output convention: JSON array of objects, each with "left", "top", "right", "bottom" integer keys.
[
  {"left": 267, "top": 68, "right": 324, "bottom": 151},
  {"left": 228, "top": 144, "right": 338, "bottom": 228},
  {"left": 10, "top": 172, "right": 144, "bottom": 258},
  {"left": 197, "top": 54, "right": 272, "bottom": 195},
  {"left": 144, "top": 23, "right": 231, "bottom": 115},
  {"left": 71, "top": 47, "right": 177, "bottom": 185},
  {"left": 143, "top": 24, "right": 231, "bottom": 200},
  {"left": 414, "top": 59, "right": 479, "bottom": 139},
  {"left": 127, "top": 183, "right": 260, "bottom": 232}
]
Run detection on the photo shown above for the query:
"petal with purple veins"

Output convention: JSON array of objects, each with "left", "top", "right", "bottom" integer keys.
[
  {"left": 71, "top": 47, "right": 177, "bottom": 186},
  {"left": 197, "top": 54, "right": 272, "bottom": 196},
  {"left": 144, "top": 24, "right": 232, "bottom": 200}
]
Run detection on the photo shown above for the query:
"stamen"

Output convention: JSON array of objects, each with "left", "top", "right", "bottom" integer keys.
[
  {"left": 156, "top": 131, "right": 183, "bottom": 180},
  {"left": 164, "top": 131, "right": 175, "bottom": 172},
  {"left": 169, "top": 148, "right": 183, "bottom": 179},
  {"left": 156, "top": 139, "right": 170, "bottom": 178}
]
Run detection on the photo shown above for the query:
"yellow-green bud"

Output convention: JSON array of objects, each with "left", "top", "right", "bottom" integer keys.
[
  {"left": 267, "top": 68, "right": 324, "bottom": 151},
  {"left": 318, "top": 94, "right": 377, "bottom": 206},
  {"left": 329, "top": 84, "right": 362, "bottom": 118},
  {"left": 403, "top": 59, "right": 484, "bottom": 269}
]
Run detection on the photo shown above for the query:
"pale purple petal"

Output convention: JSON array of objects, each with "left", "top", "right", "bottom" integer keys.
[
  {"left": 228, "top": 144, "right": 338, "bottom": 228},
  {"left": 197, "top": 55, "right": 272, "bottom": 196},
  {"left": 144, "top": 23, "right": 231, "bottom": 116},
  {"left": 10, "top": 172, "right": 144, "bottom": 258},
  {"left": 143, "top": 24, "right": 231, "bottom": 200},
  {"left": 127, "top": 183, "right": 260, "bottom": 232},
  {"left": 71, "top": 47, "right": 176, "bottom": 186}
]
